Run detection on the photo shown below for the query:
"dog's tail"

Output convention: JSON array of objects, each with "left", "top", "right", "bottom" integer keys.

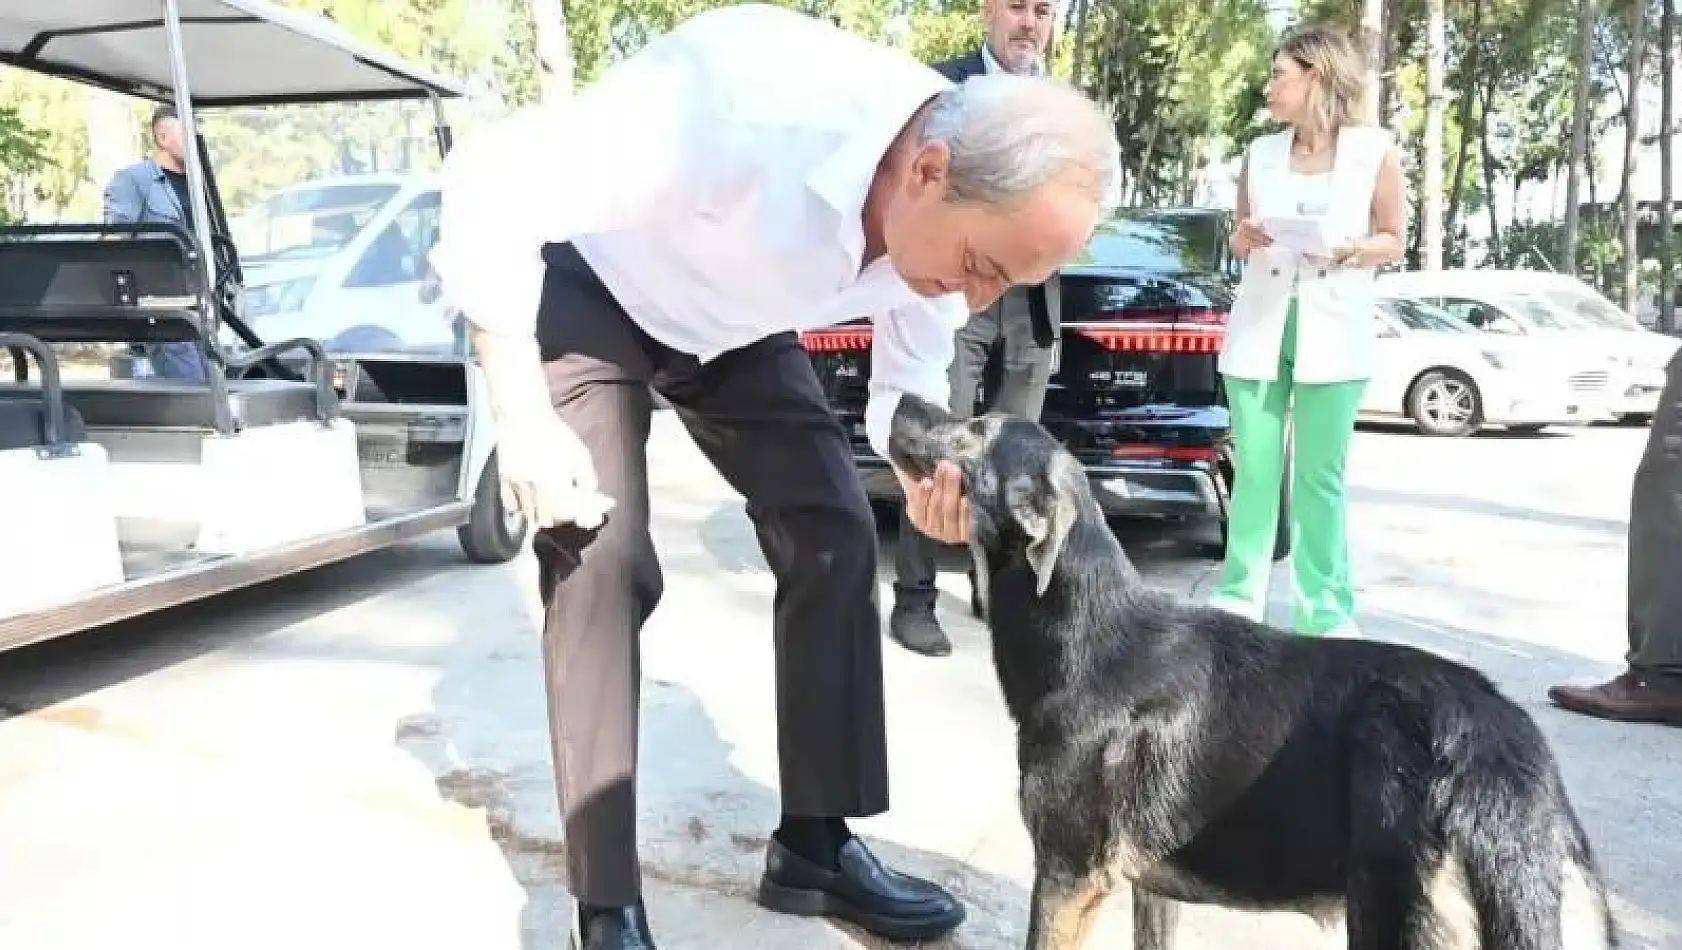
[{"left": 1440, "top": 721, "right": 1617, "bottom": 949}]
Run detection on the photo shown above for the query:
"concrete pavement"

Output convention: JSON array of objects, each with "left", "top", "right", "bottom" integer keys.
[{"left": 0, "top": 417, "right": 1676, "bottom": 948}]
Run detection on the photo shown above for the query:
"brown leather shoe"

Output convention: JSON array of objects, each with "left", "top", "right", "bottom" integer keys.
[{"left": 1548, "top": 670, "right": 1682, "bottom": 727}]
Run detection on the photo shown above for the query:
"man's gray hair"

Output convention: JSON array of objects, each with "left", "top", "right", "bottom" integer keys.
[{"left": 920, "top": 73, "right": 1122, "bottom": 212}]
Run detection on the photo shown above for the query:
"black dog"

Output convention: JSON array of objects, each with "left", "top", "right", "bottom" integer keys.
[{"left": 887, "top": 394, "right": 1616, "bottom": 950}]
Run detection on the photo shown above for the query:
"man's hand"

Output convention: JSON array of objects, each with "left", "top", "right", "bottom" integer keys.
[
  {"left": 473, "top": 326, "right": 615, "bottom": 530},
  {"left": 896, "top": 461, "right": 971, "bottom": 545},
  {"left": 496, "top": 407, "right": 613, "bottom": 530}
]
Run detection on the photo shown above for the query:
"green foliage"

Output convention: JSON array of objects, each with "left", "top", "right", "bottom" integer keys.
[
  {"left": 1079, "top": 0, "right": 1276, "bottom": 207},
  {"left": 0, "top": 0, "right": 1665, "bottom": 286},
  {"left": 0, "top": 104, "right": 49, "bottom": 224},
  {"left": 0, "top": 105, "right": 48, "bottom": 177},
  {"left": 0, "top": 71, "right": 91, "bottom": 220}
]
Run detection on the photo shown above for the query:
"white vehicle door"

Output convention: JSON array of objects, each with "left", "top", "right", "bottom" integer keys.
[
  {"left": 313, "top": 189, "right": 454, "bottom": 353},
  {"left": 1363, "top": 307, "right": 1413, "bottom": 415}
]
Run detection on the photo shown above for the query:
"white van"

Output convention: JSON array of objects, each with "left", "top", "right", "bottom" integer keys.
[{"left": 232, "top": 173, "right": 458, "bottom": 354}]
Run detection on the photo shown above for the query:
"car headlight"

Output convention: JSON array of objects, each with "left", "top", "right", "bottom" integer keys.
[
  {"left": 1479, "top": 350, "right": 1507, "bottom": 370},
  {"left": 242, "top": 275, "right": 317, "bottom": 318}
]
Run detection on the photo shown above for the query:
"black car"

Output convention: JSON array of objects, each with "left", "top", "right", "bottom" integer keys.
[{"left": 800, "top": 207, "right": 1291, "bottom": 560}]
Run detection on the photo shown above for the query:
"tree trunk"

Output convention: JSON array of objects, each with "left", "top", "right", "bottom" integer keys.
[
  {"left": 1070, "top": 0, "right": 1093, "bottom": 88},
  {"left": 532, "top": 0, "right": 575, "bottom": 102},
  {"left": 1445, "top": 0, "right": 1485, "bottom": 250},
  {"left": 1379, "top": 0, "right": 1403, "bottom": 126},
  {"left": 1480, "top": 68, "right": 1504, "bottom": 266},
  {"left": 1621, "top": 0, "right": 1648, "bottom": 312},
  {"left": 1422, "top": 0, "right": 1447, "bottom": 269},
  {"left": 1561, "top": 0, "right": 1597, "bottom": 272},
  {"left": 1361, "top": 0, "right": 1386, "bottom": 124},
  {"left": 1661, "top": 0, "right": 1677, "bottom": 332}
]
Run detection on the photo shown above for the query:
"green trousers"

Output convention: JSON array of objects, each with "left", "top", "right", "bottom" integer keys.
[{"left": 1212, "top": 300, "right": 1366, "bottom": 634}]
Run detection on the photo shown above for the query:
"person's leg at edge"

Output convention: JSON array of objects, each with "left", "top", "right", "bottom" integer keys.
[
  {"left": 1550, "top": 348, "right": 1682, "bottom": 725},
  {"left": 1286, "top": 374, "right": 1366, "bottom": 636},
  {"left": 1210, "top": 305, "right": 1296, "bottom": 622},
  {"left": 889, "top": 305, "right": 997, "bottom": 656},
  {"left": 660, "top": 332, "right": 965, "bottom": 940},
  {"left": 530, "top": 246, "right": 666, "bottom": 949}
]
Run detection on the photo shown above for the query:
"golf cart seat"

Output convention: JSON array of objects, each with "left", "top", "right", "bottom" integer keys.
[
  {"left": 0, "top": 393, "right": 86, "bottom": 451},
  {"left": 0, "top": 223, "right": 335, "bottom": 433},
  {"left": 27, "top": 377, "right": 322, "bottom": 431},
  {"left": 0, "top": 334, "right": 125, "bottom": 618}
]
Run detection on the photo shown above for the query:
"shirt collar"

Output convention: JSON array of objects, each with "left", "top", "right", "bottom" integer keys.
[
  {"left": 804, "top": 73, "right": 951, "bottom": 280},
  {"left": 981, "top": 41, "right": 1045, "bottom": 77}
]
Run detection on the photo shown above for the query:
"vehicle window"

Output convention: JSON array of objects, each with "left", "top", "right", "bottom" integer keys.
[
  {"left": 1377, "top": 297, "right": 1474, "bottom": 333},
  {"left": 1529, "top": 288, "right": 1638, "bottom": 331},
  {"left": 1435, "top": 296, "right": 1502, "bottom": 328},
  {"left": 343, "top": 190, "right": 442, "bottom": 289},
  {"left": 231, "top": 182, "right": 402, "bottom": 264},
  {"left": 1066, "top": 211, "right": 1230, "bottom": 274},
  {"left": 1494, "top": 294, "right": 1589, "bottom": 331}
]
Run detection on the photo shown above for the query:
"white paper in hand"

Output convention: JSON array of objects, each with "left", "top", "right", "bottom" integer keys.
[{"left": 1259, "top": 217, "right": 1333, "bottom": 258}]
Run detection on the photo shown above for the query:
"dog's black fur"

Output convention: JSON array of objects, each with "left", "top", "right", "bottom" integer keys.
[{"left": 887, "top": 394, "right": 1616, "bottom": 950}]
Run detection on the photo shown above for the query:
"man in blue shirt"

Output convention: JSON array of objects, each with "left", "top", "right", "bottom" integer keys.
[{"left": 103, "top": 105, "right": 208, "bottom": 382}]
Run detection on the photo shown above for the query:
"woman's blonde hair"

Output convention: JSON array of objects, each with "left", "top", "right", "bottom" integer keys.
[{"left": 1275, "top": 23, "right": 1372, "bottom": 134}]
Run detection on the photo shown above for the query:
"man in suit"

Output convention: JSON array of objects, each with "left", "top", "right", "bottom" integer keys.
[
  {"left": 887, "top": 0, "right": 1064, "bottom": 657},
  {"left": 103, "top": 105, "right": 208, "bottom": 382}
]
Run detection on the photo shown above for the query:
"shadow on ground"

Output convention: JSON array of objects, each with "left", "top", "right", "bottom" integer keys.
[{"left": 396, "top": 577, "right": 1035, "bottom": 949}]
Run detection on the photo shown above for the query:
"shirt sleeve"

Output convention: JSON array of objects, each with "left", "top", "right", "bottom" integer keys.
[
  {"left": 430, "top": 45, "right": 701, "bottom": 340},
  {"left": 863, "top": 292, "right": 971, "bottom": 460},
  {"left": 102, "top": 168, "right": 144, "bottom": 224}
]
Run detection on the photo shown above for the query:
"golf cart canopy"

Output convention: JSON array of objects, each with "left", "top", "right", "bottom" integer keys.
[{"left": 0, "top": 0, "right": 468, "bottom": 107}]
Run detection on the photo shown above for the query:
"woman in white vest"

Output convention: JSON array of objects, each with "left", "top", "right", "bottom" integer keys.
[{"left": 1209, "top": 23, "right": 1406, "bottom": 636}]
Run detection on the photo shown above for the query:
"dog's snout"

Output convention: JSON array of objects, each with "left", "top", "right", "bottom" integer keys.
[
  {"left": 893, "top": 394, "right": 948, "bottom": 432},
  {"left": 887, "top": 394, "right": 958, "bottom": 476}
]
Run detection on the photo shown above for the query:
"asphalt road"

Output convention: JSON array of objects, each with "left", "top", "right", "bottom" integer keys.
[{"left": 0, "top": 417, "right": 1675, "bottom": 949}]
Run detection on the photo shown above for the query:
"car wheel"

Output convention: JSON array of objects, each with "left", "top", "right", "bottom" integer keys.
[
  {"left": 458, "top": 450, "right": 530, "bottom": 564},
  {"left": 1407, "top": 370, "right": 1482, "bottom": 437}
]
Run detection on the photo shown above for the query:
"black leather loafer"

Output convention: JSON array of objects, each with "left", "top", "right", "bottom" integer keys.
[
  {"left": 756, "top": 837, "right": 965, "bottom": 941},
  {"left": 569, "top": 901, "right": 658, "bottom": 950}
]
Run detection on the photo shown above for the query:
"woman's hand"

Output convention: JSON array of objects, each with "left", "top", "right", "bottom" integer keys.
[{"left": 1232, "top": 217, "right": 1273, "bottom": 258}]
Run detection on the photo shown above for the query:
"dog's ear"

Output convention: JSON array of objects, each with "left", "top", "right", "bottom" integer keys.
[{"left": 1006, "top": 454, "right": 1079, "bottom": 597}]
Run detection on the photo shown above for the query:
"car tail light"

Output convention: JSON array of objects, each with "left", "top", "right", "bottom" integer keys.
[
  {"left": 1071, "top": 309, "right": 1227, "bottom": 354},
  {"left": 799, "top": 327, "right": 872, "bottom": 352},
  {"left": 1109, "top": 443, "right": 1217, "bottom": 462}
]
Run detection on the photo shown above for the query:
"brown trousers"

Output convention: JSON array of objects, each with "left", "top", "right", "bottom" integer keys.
[{"left": 530, "top": 243, "right": 889, "bottom": 906}]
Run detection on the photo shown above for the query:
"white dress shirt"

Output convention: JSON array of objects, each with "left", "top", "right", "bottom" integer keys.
[{"left": 430, "top": 3, "right": 972, "bottom": 459}]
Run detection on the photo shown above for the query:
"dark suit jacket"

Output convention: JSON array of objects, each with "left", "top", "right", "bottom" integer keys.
[{"left": 930, "top": 48, "right": 1062, "bottom": 346}]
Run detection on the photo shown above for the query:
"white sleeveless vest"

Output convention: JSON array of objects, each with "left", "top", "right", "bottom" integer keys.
[{"left": 1218, "top": 125, "right": 1392, "bottom": 384}]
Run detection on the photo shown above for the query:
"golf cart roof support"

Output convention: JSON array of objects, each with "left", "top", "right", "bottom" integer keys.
[
  {"left": 161, "top": 0, "right": 220, "bottom": 348},
  {"left": 428, "top": 89, "right": 454, "bottom": 157}
]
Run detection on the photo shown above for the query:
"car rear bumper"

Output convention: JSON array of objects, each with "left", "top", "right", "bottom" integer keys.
[{"left": 855, "top": 454, "right": 1223, "bottom": 520}]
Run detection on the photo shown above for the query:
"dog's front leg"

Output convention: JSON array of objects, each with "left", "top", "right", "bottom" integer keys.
[
  {"left": 1024, "top": 866, "right": 1110, "bottom": 950},
  {"left": 1130, "top": 884, "right": 1179, "bottom": 950}
]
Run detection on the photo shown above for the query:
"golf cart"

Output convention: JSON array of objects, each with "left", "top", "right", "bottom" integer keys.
[{"left": 0, "top": 0, "right": 525, "bottom": 651}]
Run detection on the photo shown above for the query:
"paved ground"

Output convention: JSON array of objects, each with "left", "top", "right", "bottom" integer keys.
[{"left": 0, "top": 416, "right": 1677, "bottom": 949}]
